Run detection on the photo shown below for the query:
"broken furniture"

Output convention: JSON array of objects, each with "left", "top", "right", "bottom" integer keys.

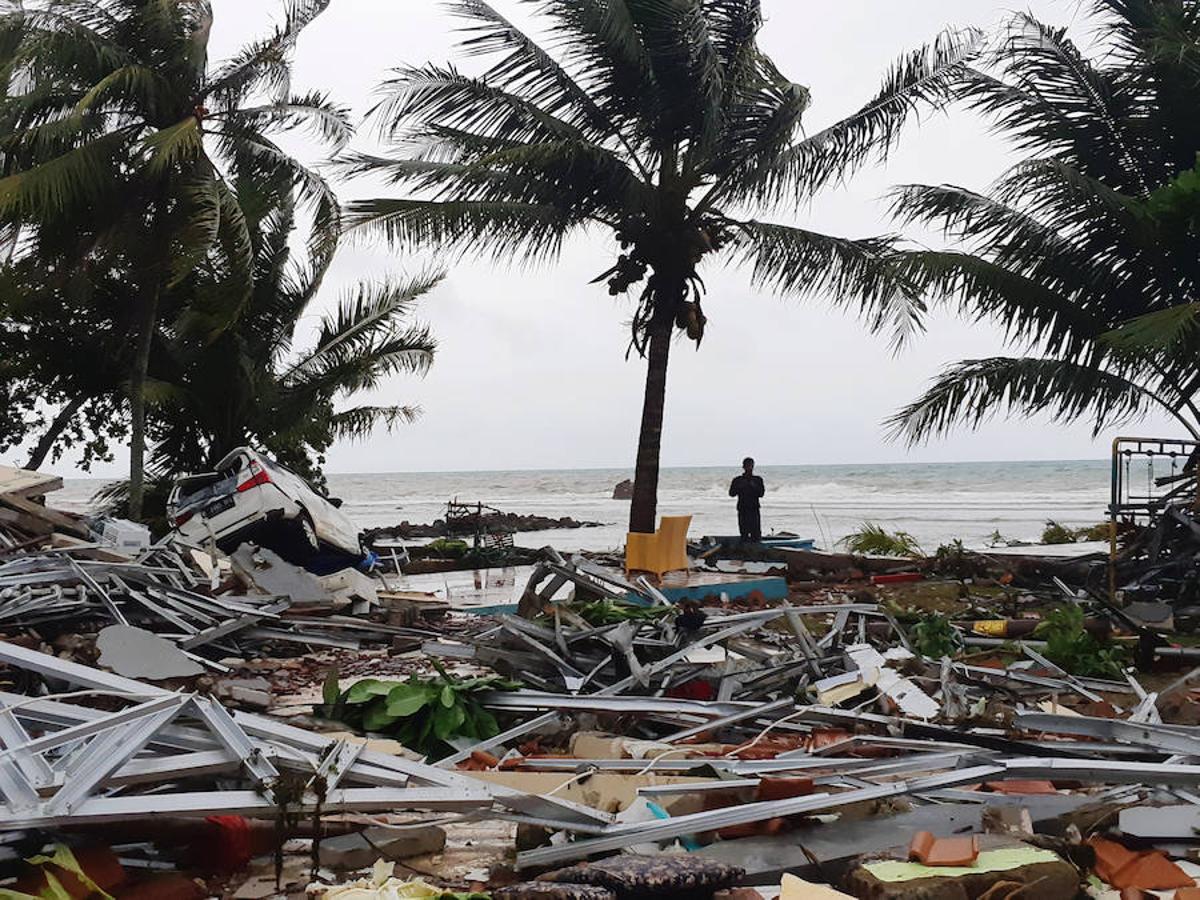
[{"left": 626, "top": 515, "right": 692, "bottom": 577}]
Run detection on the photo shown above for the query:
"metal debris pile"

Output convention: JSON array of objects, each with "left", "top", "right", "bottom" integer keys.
[{"left": 7, "top": 464, "right": 1200, "bottom": 897}]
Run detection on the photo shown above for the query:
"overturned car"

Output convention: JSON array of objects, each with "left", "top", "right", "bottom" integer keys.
[{"left": 166, "top": 447, "right": 366, "bottom": 569}]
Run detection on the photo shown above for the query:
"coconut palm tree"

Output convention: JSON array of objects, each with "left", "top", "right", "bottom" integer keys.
[
  {"left": 887, "top": 2, "right": 1200, "bottom": 444},
  {"left": 149, "top": 178, "right": 439, "bottom": 486},
  {"left": 343, "top": 0, "right": 978, "bottom": 534},
  {"left": 0, "top": 0, "right": 347, "bottom": 518}
]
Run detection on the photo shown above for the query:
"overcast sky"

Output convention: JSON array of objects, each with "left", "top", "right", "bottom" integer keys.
[{"left": 37, "top": 0, "right": 1181, "bottom": 477}]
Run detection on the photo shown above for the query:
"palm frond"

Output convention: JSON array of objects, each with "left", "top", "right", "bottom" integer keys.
[
  {"left": 887, "top": 355, "right": 1182, "bottom": 444},
  {"left": 141, "top": 116, "right": 202, "bottom": 176},
  {"left": 214, "top": 126, "right": 341, "bottom": 262},
  {"left": 1104, "top": 303, "right": 1200, "bottom": 353},
  {"left": 73, "top": 63, "right": 167, "bottom": 115},
  {"left": 0, "top": 128, "right": 128, "bottom": 218},
  {"left": 628, "top": 0, "right": 725, "bottom": 152},
  {"left": 761, "top": 28, "right": 981, "bottom": 200},
  {"left": 532, "top": 0, "right": 656, "bottom": 140},
  {"left": 888, "top": 249, "right": 1102, "bottom": 357},
  {"left": 284, "top": 273, "right": 441, "bottom": 384},
  {"left": 964, "top": 13, "right": 1150, "bottom": 193},
  {"left": 204, "top": 0, "right": 332, "bottom": 107},
  {"left": 213, "top": 91, "right": 353, "bottom": 151},
  {"left": 370, "top": 64, "right": 588, "bottom": 149},
  {"left": 343, "top": 197, "right": 583, "bottom": 264},
  {"left": 9, "top": 8, "right": 132, "bottom": 79},
  {"left": 328, "top": 404, "right": 422, "bottom": 441},
  {"left": 732, "top": 220, "right": 924, "bottom": 349},
  {"left": 169, "top": 174, "right": 220, "bottom": 286},
  {"left": 291, "top": 327, "right": 437, "bottom": 397},
  {"left": 338, "top": 139, "right": 644, "bottom": 221},
  {"left": 700, "top": 55, "right": 810, "bottom": 207},
  {"left": 448, "top": 0, "right": 627, "bottom": 150}
]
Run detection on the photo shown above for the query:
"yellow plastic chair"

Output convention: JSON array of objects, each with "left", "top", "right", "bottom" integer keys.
[{"left": 626, "top": 515, "right": 692, "bottom": 577}]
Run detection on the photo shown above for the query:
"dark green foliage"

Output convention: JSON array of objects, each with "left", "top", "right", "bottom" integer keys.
[
  {"left": 890, "top": 4, "right": 1200, "bottom": 443},
  {"left": 0, "top": 0, "right": 346, "bottom": 515},
  {"left": 911, "top": 613, "right": 959, "bottom": 659},
  {"left": 424, "top": 538, "right": 471, "bottom": 558},
  {"left": 554, "top": 599, "right": 673, "bottom": 627},
  {"left": 1035, "top": 605, "right": 1125, "bottom": 679},
  {"left": 841, "top": 522, "right": 923, "bottom": 557},
  {"left": 316, "top": 666, "right": 520, "bottom": 757},
  {"left": 933, "top": 539, "right": 979, "bottom": 579},
  {"left": 1041, "top": 521, "right": 1078, "bottom": 545},
  {"left": 1041, "top": 521, "right": 1113, "bottom": 544}
]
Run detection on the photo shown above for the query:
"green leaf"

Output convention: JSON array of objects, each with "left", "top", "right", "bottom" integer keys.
[
  {"left": 362, "top": 702, "right": 400, "bottom": 732},
  {"left": 23, "top": 845, "right": 113, "bottom": 900},
  {"left": 433, "top": 701, "right": 467, "bottom": 740},
  {"left": 344, "top": 679, "right": 393, "bottom": 704},
  {"left": 440, "top": 684, "right": 455, "bottom": 708},
  {"left": 457, "top": 704, "right": 480, "bottom": 740},
  {"left": 386, "top": 684, "right": 432, "bottom": 717},
  {"left": 470, "top": 705, "right": 500, "bottom": 738}
]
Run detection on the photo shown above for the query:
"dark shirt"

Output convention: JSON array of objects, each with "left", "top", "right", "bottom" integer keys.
[{"left": 729, "top": 474, "right": 765, "bottom": 510}]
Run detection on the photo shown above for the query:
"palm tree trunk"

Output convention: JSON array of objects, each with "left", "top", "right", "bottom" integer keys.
[
  {"left": 629, "top": 314, "right": 674, "bottom": 534},
  {"left": 128, "top": 287, "right": 160, "bottom": 521},
  {"left": 25, "top": 395, "right": 85, "bottom": 471}
]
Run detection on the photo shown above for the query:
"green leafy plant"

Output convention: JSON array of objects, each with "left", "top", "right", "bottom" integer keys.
[
  {"left": 1041, "top": 521, "right": 1079, "bottom": 545},
  {"left": 556, "top": 599, "right": 674, "bottom": 627},
  {"left": 0, "top": 844, "right": 113, "bottom": 900},
  {"left": 315, "top": 664, "right": 520, "bottom": 757},
  {"left": 841, "top": 522, "right": 923, "bottom": 558},
  {"left": 1041, "top": 521, "right": 1113, "bottom": 545},
  {"left": 910, "top": 613, "right": 959, "bottom": 659},
  {"left": 425, "top": 538, "right": 470, "bottom": 558},
  {"left": 1034, "top": 605, "right": 1125, "bottom": 679},
  {"left": 1075, "top": 522, "right": 1113, "bottom": 542},
  {"left": 934, "top": 539, "right": 981, "bottom": 579}
]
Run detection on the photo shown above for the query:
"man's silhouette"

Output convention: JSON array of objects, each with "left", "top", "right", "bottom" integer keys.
[{"left": 729, "top": 457, "right": 765, "bottom": 543}]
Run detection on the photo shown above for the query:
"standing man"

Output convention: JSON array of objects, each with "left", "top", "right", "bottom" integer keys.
[{"left": 729, "top": 457, "right": 765, "bottom": 544}]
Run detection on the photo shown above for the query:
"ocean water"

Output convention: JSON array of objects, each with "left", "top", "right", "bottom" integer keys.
[{"left": 54, "top": 459, "right": 1112, "bottom": 553}]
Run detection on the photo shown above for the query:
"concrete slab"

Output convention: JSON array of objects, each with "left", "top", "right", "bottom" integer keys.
[{"left": 96, "top": 625, "right": 205, "bottom": 680}]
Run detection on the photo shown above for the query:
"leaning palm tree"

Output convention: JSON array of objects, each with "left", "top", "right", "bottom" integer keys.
[
  {"left": 150, "top": 179, "right": 439, "bottom": 486},
  {"left": 887, "top": 2, "right": 1200, "bottom": 444},
  {"left": 0, "top": 0, "right": 347, "bottom": 517},
  {"left": 344, "top": 1, "right": 978, "bottom": 534}
]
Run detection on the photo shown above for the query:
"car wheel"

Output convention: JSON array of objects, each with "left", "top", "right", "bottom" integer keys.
[{"left": 293, "top": 511, "right": 320, "bottom": 558}]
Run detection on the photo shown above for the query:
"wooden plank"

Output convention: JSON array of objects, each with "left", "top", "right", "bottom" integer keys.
[
  {"left": 0, "top": 494, "right": 90, "bottom": 539},
  {"left": 0, "top": 466, "right": 63, "bottom": 499}
]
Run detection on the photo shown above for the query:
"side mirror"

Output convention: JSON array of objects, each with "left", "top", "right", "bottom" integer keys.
[{"left": 328, "top": 497, "right": 344, "bottom": 509}]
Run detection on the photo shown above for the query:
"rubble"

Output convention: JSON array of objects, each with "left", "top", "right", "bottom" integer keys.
[{"left": 9, "top": 455, "right": 1200, "bottom": 899}]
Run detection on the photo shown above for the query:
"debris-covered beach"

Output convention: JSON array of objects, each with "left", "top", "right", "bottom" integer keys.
[
  {"left": 7, "top": 442, "right": 1200, "bottom": 898},
  {"left": 7, "top": 0, "right": 1200, "bottom": 896}
]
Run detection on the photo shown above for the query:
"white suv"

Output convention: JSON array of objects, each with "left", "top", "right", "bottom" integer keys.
[{"left": 166, "top": 448, "right": 364, "bottom": 566}]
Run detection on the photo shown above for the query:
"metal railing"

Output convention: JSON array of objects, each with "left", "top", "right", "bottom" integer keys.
[{"left": 1109, "top": 436, "right": 1200, "bottom": 596}]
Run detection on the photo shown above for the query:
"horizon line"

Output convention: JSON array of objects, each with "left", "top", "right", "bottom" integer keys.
[{"left": 51, "top": 455, "right": 1113, "bottom": 481}]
